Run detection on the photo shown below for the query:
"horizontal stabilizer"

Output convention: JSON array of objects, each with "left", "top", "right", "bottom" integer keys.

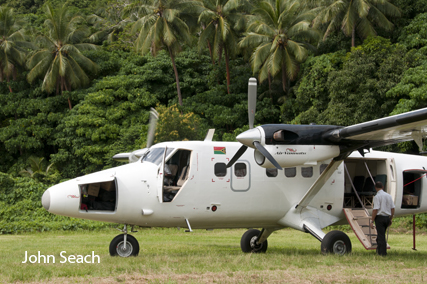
[
  {"left": 113, "top": 148, "right": 149, "bottom": 163},
  {"left": 112, "top": 153, "right": 131, "bottom": 163}
]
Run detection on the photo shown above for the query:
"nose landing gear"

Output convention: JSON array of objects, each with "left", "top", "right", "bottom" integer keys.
[{"left": 109, "top": 224, "right": 140, "bottom": 257}]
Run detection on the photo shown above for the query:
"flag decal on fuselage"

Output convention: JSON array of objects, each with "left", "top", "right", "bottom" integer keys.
[{"left": 214, "top": 147, "right": 226, "bottom": 155}]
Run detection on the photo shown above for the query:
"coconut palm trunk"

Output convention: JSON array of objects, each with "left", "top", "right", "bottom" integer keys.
[
  {"left": 168, "top": 46, "right": 183, "bottom": 106},
  {"left": 352, "top": 27, "right": 356, "bottom": 48},
  {"left": 224, "top": 47, "right": 231, "bottom": 94}
]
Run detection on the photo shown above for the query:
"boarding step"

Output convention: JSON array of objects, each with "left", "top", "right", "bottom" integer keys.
[{"left": 343, "top": 208, "right": 390, "bottom": 250}]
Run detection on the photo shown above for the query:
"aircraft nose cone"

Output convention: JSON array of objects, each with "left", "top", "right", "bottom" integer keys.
[
  {"left": 41, "top": 189, "right": 50, "bottom": 211},
  {"left": 236, "top": 128, "right": 261, "bottom": 148}
]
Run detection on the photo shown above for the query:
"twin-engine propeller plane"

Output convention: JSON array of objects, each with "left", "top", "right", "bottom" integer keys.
[{"left": 42, "top": 78, "right": 427, "bottom": 256}]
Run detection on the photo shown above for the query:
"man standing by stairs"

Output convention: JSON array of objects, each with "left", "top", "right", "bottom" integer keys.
[{"left": 370, "top": 181, "right": 395, "bottom": 256}]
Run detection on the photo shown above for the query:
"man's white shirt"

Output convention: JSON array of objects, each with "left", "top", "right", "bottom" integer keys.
[{"left": 373, "top": 189, "right": 395, "bottom": 216}]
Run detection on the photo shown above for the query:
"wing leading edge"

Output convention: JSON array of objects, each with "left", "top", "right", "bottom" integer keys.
[{"left": 325, "top": 107, "right": 427, "bottom": 150}]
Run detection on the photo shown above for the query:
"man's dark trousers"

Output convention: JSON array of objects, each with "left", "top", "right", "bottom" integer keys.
[{"left": 375, "top": 215, "right": 390, "bottom": 256}]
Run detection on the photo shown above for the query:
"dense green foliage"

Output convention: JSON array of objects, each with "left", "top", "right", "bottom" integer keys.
[
  {"left": 0, "top": 172, "right": 112, "bottom": 233},
  {"left": 1, "top": 0, "right": 427, "bottom": 233}
]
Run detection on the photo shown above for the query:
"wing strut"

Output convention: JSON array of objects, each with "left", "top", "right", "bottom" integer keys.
[{"left": 295, "top": 159, "right": 341, "bottom": 211}]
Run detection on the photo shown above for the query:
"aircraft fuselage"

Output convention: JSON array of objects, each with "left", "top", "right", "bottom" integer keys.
[{"left": 43, "top": 141, "right": 427, "bottom": 233}]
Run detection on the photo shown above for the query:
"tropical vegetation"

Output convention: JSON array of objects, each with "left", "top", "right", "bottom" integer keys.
[{"left": 1, "top": 0, "right": 427, "bottom": 233}]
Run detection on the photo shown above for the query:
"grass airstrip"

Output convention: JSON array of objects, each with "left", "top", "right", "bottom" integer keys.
[{"left": 1, "top": 227, "right": 427, "bottom": 283}]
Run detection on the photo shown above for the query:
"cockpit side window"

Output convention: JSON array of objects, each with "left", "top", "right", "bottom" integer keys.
[{"left": 142, "top": 148, "right": 174, "bottom": 165}]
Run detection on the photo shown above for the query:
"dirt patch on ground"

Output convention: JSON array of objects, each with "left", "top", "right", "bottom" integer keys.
[{"left": 18, "top": 268, "right": 424, "bottom": 284}]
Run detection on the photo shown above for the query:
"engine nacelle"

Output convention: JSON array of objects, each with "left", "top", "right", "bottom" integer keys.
[{"left": 254, "top": 145, "right": 340, "bottom": 168}]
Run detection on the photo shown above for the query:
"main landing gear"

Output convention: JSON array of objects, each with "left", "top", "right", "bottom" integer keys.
[
  {"left": 321, "top": 230, "right": 352, "bottom": 255},
  {"left": 239, "top": 228, "right": 352, "bottom": 255},
  {"left": 109, "top": 225, "right": 140, "bottom": 257},
  {"left": 240, "top": 229, "right": 270, "bottom": 253}
]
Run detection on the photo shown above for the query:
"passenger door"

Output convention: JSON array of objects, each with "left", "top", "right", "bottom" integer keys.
[
  {"left": 231, "top": 161, "right": 251, "bottom": 192},
  {"left": 157, "top": 147, "right": 167, "bottom": 203}
]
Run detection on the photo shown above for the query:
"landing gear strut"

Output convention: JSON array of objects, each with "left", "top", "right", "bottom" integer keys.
[
  {"left": 240, "top": 229, "right": 268, "bottom": 253},
  {"left": 109, "top": 224, "right": 140, "bottom": 257}
]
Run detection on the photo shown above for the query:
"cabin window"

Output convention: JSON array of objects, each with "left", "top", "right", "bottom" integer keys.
[
  {"left": 234, "top": 163, "right": 247, "bottom": 177},
  {"left": 320, "top": 164, "right": 328, "bottom": 174},
  {"left": 215, "top": 163, "right": 227, "bottom": 177},
  {"left": 266, "top": 168, "right": 278, "bottom": 177},
  {"left": 302, "top": 167, "right": 313, "bottom": 178},
  {"left": 285, "top": 167, "right": 296, "bottom": 178}
]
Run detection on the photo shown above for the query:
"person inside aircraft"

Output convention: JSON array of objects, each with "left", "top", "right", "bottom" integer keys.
[
  {"left": 235, "top": 163, "right": 246, "bottom": 177},
  {"left": 163, "top": 164, "right": 173, "bottom": 186},
  {"left": 163, "top": 150, "right": 191, "bottom": 202}
]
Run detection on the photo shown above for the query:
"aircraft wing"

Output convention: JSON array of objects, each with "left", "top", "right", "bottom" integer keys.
[{"left": 326, "top": 107, "right": 427, "bottom": 149}]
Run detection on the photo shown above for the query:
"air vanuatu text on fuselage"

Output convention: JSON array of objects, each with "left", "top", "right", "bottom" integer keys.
[{"left": 276, "top": 149, "right": 307, "bottom": 155}]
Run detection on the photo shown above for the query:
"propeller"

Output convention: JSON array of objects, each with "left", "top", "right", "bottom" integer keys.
[
  {"left": 226, "top": 144, "right": 248, "bottom": 168},
  {"left": 226, "top": 78, "right": 258, "bottom": 168},
  {"left": 253, "top": 142, "right": 282, "bottom": 170},
  {"left": 146, "top": 108, "right": 159, "bottom": 148},
  {"left": 113, "top": 108, "right": 159, "bottom": 163},
  {"left": 248, "top": 77, "right": 257, "bottom": 129},
  {"left": 227, "top": 78, "right": 282, "bottom": 170},
  {"left": 128, "top": 108, "right": 159, "bottom": 163}
]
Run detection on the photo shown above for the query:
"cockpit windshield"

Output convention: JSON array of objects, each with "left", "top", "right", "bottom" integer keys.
[{"left": 142, "top": 147, "right": 174, "bottom": 165}]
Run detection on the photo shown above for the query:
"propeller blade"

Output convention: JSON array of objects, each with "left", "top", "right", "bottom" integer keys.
[
  {"left": 248, "top": 78, "right": 257, "bottom": 129},
  {"left": 146, "top": 108, "right": 158, "bottom": 148},
  {"left": 253, "top": 141, "right": 283, "bottom": 170},
  {"left": 226, "top": 145, "right": 248, "bottom": 168}
]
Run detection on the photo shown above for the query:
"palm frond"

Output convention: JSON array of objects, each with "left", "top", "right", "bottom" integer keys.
[
  {"left": 356, "top": 16, "right": 377, "bottom": 39},
  {"left": 367, "top": 5, "right": 394, "bottom": 31},
  {"left": 286, "top": 40, "right": 308, "bottom": 62},
  {"left": 250, "top": 42, "right": 271, "bottom": 72}
]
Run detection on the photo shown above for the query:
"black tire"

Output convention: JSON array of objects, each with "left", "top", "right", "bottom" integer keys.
[
  {"left": 109, "top": 234, "right": 140, "bottom": 257},
  {"left": 240, "top": 229, "right": 268, "bottom": 253},
  {"left": 321, "top": 230, "right": 352, "bottom": 255}
]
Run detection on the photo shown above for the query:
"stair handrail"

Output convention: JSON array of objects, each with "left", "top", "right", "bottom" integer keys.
[
  {"left": 363, "top": 161, "right": 376, "bottom": 246},
  {"left": 344, "top": 164, "right": 375, "bottom": 247}
]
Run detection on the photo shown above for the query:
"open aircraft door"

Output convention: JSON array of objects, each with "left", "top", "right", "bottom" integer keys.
[
  {"left": 76, "top": 174, "right": 117, "bottom": 212},
  {"left": 157, "top": 147, "right": 167, "bottom": 203},
  {"left": 401, "top": 169, "right": 427, "bottom": 209},
  {"left": 386, "top": 158, "right": 397, "bottom": 203}
]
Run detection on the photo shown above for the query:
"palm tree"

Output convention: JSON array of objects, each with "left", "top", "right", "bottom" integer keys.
[
  {"left": 26, "top": 3, "right": 98, "bottom": 110},
  {"left": 88, "top": 1, "right": 132, "bottom": 44},
  {"left": 311, "top": 0, "right": 401, "bottom": 47},
  {"left": 19, "top": 156, "right": 54, "bottom": 181},
  {"left": 197, "top": 0, "right": 247, "bottom": 94},
  {"left": 128, "top": 0, "right": 195, "bottom": 106},
  {"left": 239, "top": 0, "right": 320, "bottom": 92},
  {"left": 0, "top": 7, "right": 34, "bottom": 91}
]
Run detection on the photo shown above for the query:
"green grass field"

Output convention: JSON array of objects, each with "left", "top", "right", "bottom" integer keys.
[{"left": 1, "top": 228, "right": 427, "bottom": 283}]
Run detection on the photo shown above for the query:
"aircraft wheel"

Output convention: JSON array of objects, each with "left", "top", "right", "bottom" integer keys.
[
  {"left": 109, "top": 234, "right": 140, "bottom": 257},
  {"left": 240, "top": 229, "right": 268, "bottom": 253},
  {"left": 321, "top": 230, "right": 351, "bottom": 255}
]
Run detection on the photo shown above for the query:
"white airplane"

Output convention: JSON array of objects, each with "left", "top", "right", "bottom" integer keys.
[{"left": 42, "top": 78, "right": 427, "bottom": 257}]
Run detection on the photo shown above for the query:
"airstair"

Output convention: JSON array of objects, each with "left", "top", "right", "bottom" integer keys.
[{"left": 344, "top": 209, "right": 376, "bottom": 250}]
